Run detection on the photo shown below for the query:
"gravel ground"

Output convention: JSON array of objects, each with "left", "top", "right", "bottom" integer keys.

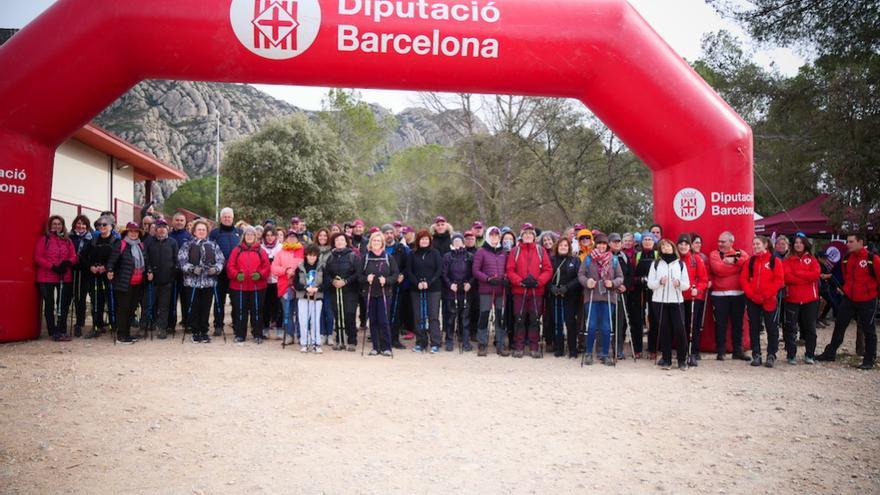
[{"left": 0, "top": 322, "right": 877, "bottom": 495}]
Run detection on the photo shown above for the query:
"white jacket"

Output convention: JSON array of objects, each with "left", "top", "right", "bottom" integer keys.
[{"left": 647, "top": 257, "right": 691, "bottom": 303}]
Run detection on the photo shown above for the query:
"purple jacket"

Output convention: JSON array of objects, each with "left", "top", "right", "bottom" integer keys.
[
  {"left": 472, "top": 243, "right": 507, "bottom": 296},
  {"left": 442, "top": 249, "right": 474, "bottom": 299}
]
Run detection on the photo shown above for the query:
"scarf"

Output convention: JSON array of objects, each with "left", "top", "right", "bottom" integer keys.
[
  {"left": 263, "top": 239, "right": 278, "bottom": 250},
  {"left": 283, "top": 241, "right": 302, "bottom": 251},
  {"left": 661, "top": 252, "right": 678, "bottom": 264},
  {"left": 590, "top": 249, "right": 612, "bottom": 279},
  {"left": 128, "top": 236, "right": 145, "bottom": 270}
]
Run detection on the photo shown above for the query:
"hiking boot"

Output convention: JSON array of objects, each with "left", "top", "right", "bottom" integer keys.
[
  {"left": 583, "top": 353, "right": 593, "bottom": 366},
  {"left": 657, "top": 359, "right": 672, "bottom": 370},
  {"left": 74, "top": 326, "right": 82, "bottom": 338},
  {"left": 369, "top": 349, "right": 379, "bottom": 356},
  {"left": 430, "top": 346, "right": 439, "bottom": 354},
  {"left": 733, "top": 351, "right": 750, "bottom": 361},
  {"left": 212, "top": 328, "right": 223, "bottom": 337},
  {"left": 412, "top": 345, "right": 424, "bottom": 353},
  {"left": 392, "top": 342, "right": 406, "bottom": 350},
  {"left": 750, "top": 355, "right": 762, "bottom": 367},
  {"left": 687, "top": 354, "right": 698, "bottom": 367},
  {"left": 512, "top": 350, "right": 524, "bottom": 358},
  {"left": 678, "top": 361, "right": 687, "bottom": 371},
  {"left": 787, "top": 357, "right": 797, "bottom": 365},
  {"left": 477, "top": 344, "right": 487, "bottom": 356},
  {"left": 695, "top": 353, "right": 701, "bottom": 360},
  {"left": 157, "top": 328, "right": 167, "bottom": 339},
  {"left": 815, "top": 352, "right": 835, "bottom": 362},
  {"left": 716, "top": 353, "right": 725, "bottom": 361},
  {"left": 57, "top": 334, "right": 72, "bottom": 342},
  {"left": 858, "top": 362, "right": 875, "bottom": 370},
  {"left": 254, "top": 337, "right": 263, "bottom": 344},
  {"left": 765, "top": 354, "right": 776, "bottom": 368},
  {"left": 498, "top": 347, "right": 510, "bottom": 357},
  {"left": 201, "top": 335, "right": 211, "bottom": 343},
  {"left": 445, "top": 342, "right": 454, "bottom": 352},
  {"left": 463, "top": 345, "right": 473, "bottom": 352},
  {"left": 192, "top": 333, "right": 202, "bottom": 343},
  {"left": 531, "top": 350, "right": 542, "bottom": 359},
  {"left": 346, "top": 344, "right": 357, "bottom": 352},
  {"left": 234, "top": 337, "right": 245, "bottom": 344},
  {"left": 332, "top": 343, "right": 343, "bottom": 351},
  {"left": 381, "top": 350, "right": 392, "bottom": 357},
  {"left": 599, "top": 355, "right": 608, "bottom": 365},
  {"left": 804, "top": 356, "right": 815, "bottom": 365}
]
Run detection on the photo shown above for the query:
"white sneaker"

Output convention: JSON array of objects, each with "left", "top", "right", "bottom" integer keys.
[
  {"left": 300, "top": 346, "right": 308, "bottom": 353},
  {"left": 314, "top": 346, "right": 323, "bottom": 354}
]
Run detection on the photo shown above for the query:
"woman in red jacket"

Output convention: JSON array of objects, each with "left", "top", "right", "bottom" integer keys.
[
  {"left": 34, "top": 215, "right": 77, "bottom": 341},
  {"left": 740, "top": 236, "right": 785, "bottom": 367},
  {"left": 227, "top": 227, "right": 271, "bottom": 344},
  {"left": 782, "top": 234, "right": 821, "bottom": 365},
  {"left": 505, "top": 223, "right": 553, "bottom": 358},
  {"left": 677, "top": 234, "right": 708, "bottom": 367}
]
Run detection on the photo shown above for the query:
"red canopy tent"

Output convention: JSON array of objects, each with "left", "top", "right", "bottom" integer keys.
[{"left": 755, "top": 194, "right": 835, "bottom": 236}]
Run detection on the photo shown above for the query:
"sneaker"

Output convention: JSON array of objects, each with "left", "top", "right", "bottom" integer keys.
[
  {"left": 314, "top": 346, "right": 323, "bottom": 354},
  {"left": 804, "top": 356, "right": 815, "bottom": 365},
  {"left": 512, "top": 350, "right": 524, "bottom": 358},
  {"left": 750, "top": 355, "right": 762, "bottom": 367},
  {"left": 498, "top": 347, "right": 510, "bottom": 357},
  {"left": 116, "top": 336, "right": 135, "bottom": 345},
  {"left": 463, "top": 345, "right": 473, "bottom": 352},
  {"left": 201, "top": 335, "right": 211, "bottom": 344},
  {"left": 430, "top": 346, "right": 439, "bottom": 354},
  {"left": 234, "top": 337, "right": 245, "bottom": 344},
  {"left": 212, "top": 328, "right": 223, "bottom": 337},
  {"left": 678, "top": 361, "right": 687, "bottom": 371},
  {"left": 381, "top": 350, "right": 392, "bottom": 357},
  {"left": 412, "top": 345, "right": 424, "bottom": 353},
  {"left": 392, "top": 342, "right": 406, "bottom": 350},
  {"left": 787, "top": 357, "right": 797, "bottom": 365},
  {"left": 583, "top": 354, "right": 593, "bottom": 366},
  {"left": 617, "top": 352, "right": 626, "bottom": 360},
  {"left": 74, "top": 326, "right": 82, "bottom": 338},
  {"left": 369, "top": 349, "right": 379, "bottom": 356},
  {"left": 815, "top": 352, "right": 835, "bottom": 362},
  {"left": 477, "top": 344, "right": 487, "bottom": 357},
  {"left": 657, "top": 359, "right": 672, "bottom": 370},
  {"left": 254, "top": 337, "right": 263, "bottom": 344},
  {"left": 531, "top": 350, "right": 542, "bottom": 359},
  {"left": 445, "top": 342, "right": 454, "bottom": 352},
  {"left": 687, "top": 355, "right": 698, "bottom": 367},
  {"left": 857, "top": 362, "right": 874, "bottom": 370},
  {"left": 765, "top": 354, "right": 776, "bottom": 368},
  {"left": 346, "top": 344, "right": 357, "bottom": 352},
  {"left": 300, "top": 346, "right": 308, "bottom": 353},
  {"left": 192, "top": 333, "right": 203, "bottom": 343}
]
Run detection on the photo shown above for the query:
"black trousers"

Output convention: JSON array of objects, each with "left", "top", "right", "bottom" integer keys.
[
  {"left": 70, "top": 269, "right": 91, "bottom": 328},
  {"left": 624, "top": 291, "right": 643, "bottom": 353},
  {"left": 38, "top": 282, "right": 73, "bottom": 337},
  {"left": 230, "top": 289, "right": 265, "bottom": 339},
  {"left": 186, "top": 287, "right": 214, "bottom": 337},
  {"left": 444, "top": 293, "right": 472, "bottom": 346},
  {"left": 213, "top": 272, "right": 230, "bottom": 330},
  {"left": 823, "top": 296, "right": 878, "bottom": 365},
  {"left": 262, "top": 282, "right": 281, "bottom": 329},
  {"left": 682, "top": 299, "right": 706, "bottom": 356},
  {"left": 545, "top": 294, "right": 580, "bottom": 356},
  {"left": 114, "top": 285, "right": 143, "bottom": 340},
  {"left": 654, "top": 302, "right": 687, "bottom": 363},
  {"left": 329, "top": 288, "right": 359, "bottom": 346},
  {"left": 142, "top": 282, "right": 172, "bottom": 332},
  {"left": 711, "top": 294, "right": 746, "bottom": 354},
  {"left": 90, "top": 274, "right": 110, "bottom": 329},
  {"left": 167, "top": 272, "right": 187, "bottom": 330},
  {"left": 746, "top": 299, "right": 779, "bottom": 357},
  {"left": 784, "top": 300, "right": 818, "bottom": 359}
]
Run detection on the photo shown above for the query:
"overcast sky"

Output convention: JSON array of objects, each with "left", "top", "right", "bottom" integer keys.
[{"left": 1, "top": 0, "right": 803, "bottom": 112}]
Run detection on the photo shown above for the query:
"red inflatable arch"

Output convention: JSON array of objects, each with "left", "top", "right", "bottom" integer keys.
[{"left": 0, "top": 0, "right": 754, "bottom": 346}]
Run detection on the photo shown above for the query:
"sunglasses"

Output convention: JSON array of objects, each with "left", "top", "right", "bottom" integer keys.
[{"left": 96, "top": 223, "right": 109, "bottom": 227}]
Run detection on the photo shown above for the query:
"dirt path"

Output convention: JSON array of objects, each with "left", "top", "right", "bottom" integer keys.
[{"left": 1, "top": 324, "right": 878, "bottom": 494}]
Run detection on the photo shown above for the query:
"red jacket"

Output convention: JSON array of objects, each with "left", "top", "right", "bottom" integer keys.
[
  {"left": 841, "top": 248, "right": 880, "bottom": 303},
  {"left": 680, "top": 252, "right": 709, "bottom": 301},
  {"left": 34, "top": 234, "right": 77, "bottom": 283},
  {"left": 740, "top": 251, "right": 785, "bottom": 311},
  {"left": 505, "top": 242, "right": 553, "bottom": 296},
  {"left": 226, "top": 244, "right": 270, "bottom": 291},
  {"left": 783, "top": 252, "right": 821, "bottom": 304},
  {"left": 709, "top": 248, "right": 749, "bottom": 293}
]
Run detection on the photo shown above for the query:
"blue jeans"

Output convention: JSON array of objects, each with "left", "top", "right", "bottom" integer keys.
[
  {"left": 321, "top": 298, "right": 334, "bottom": 336},
  {"left": 282, "top": 291, "right": 298, "bottom": 336},
  {"left": 586, "top": 301, "right": 614, "bottom": 357}
]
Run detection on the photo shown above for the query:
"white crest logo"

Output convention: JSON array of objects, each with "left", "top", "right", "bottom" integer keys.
[
  {"left": 230, "top": 0, "right": 321, "bottom": 60},
  {"left": 826, "top": 246, "right": 841, "bottom": 264},
  {"left": 859, "top": 260, "right": 868, "bottom": 268},
  {"left": 673, "top": 188, "right": 706, "bottom": 222}
]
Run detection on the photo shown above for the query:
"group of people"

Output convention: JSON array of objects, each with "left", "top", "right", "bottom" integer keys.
[{"left": 34, "top": 208, "right": 880, "bottom": 370}]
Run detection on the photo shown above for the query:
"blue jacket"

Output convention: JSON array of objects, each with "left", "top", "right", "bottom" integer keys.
[
  {"left": 169, "top": 227, "right": 193, "bottom": 248},
  {"left": 208, "top": 224, "right": 241, "bottom": 263}
]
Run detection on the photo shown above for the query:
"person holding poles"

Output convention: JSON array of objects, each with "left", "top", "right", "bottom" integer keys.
[
  {"left": 68, "top": 214, "right": 93, "bottom": 338},
  {"left": 107, "top": 222, "right": 153, "bottom": 345},
  {"left": 442, "top": 233, "right": 475, "bottom": 352},
  {"left": 178, "top": 220, "right": 225, "bottom": 344},
  {"left": 548, "top": 237, "right": 582, "bottom": 358},
  {"left": 709, "top": 231, "right": 750, "bottom": 361},
  {"left": 609, "top": 233, "right": 631, "bottom": 360},
  {"left": 782, "top": 233, "right": 821, "bottom": 365},
  {"left": 145, "top": 218, "right": 179, "bottom": 339},
  {"left": 632, "top": 232, "right": 659, "bottom": 359},
  {"left": 406, "top": 229, "right": 444, "bottom": 354},
  {"left": 323, "top": 232, "right": 360, "bottom": 352},
  {"left": 168, "top": 212, "right": 194, "bottom": 335},
  {"left": 740, "top": 236, "right": 785, "bottom": 367},
  {"left": 578, "top": 233, "right": 624, "bottom": 365},
  {"left": 382, "top": 224, "right": 410, "bottom": 350},
  {"left": 82, "top": 215, "right": 119, "bottom": 339},
  {"left": 505, "top": 223, "right": 552, "bottom": 359},
  {"left": 358, "top": 231, "right": 399, "bottom": 357},
  {"left": 647, "top": 238, "right": 690, "bottom": 370},
  {"left": 472, "top": 226, "right": 509, "bottom": 357},
  {"left": 294, "top": 244, "right": 325, "bottom": 353},
  {"left": 271, "top": 230, "right": 305, "bottom": 346},
  {"left": 227, "top": 226, "right": 271, "bottom": 344},
  {"left": 816, "top": 233, "right": 880, "bottom": 370},
  {"left": 677, "top": 234, "right": 709, "bottom": 367},
  {"left": 34, "top": 215, "right": 77, "bottom": 341}
]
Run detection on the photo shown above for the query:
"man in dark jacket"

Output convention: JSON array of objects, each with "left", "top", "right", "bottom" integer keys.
[
  {"left": 631, "top": 233, "right": 658, "bottom": 357},
  {"left": 209, "top": 207, "right": 241, "bottom": 336},
  {"left": 145, "top": 219, "right": 179, "bottom": 339},
  {"left": 432, "top": 216, "right": 453, "bottom": 254},
  {"left": 609, "top": 233, "right": 632, "bottom": 359},
  {"left": 442, "top": 233, "right": 475, "bottom": 351},
  {"left": 383, "top": 224, "right": 410, "bottom": 349},
  {"left": 168, "top": 212, "right": 193, "bottom": 331}
]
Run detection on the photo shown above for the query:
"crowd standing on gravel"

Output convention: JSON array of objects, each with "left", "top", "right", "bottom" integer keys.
[{"left": 34, "top": 207, "right": 880, "bottom": 370}]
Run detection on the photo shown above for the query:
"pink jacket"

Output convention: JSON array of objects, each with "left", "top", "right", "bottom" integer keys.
[
  {"left": 270, "top": 245, "right": 304, "bottom": 297},
  {"left": 34, "top": 234, "right": 77, "bottom": 283}
]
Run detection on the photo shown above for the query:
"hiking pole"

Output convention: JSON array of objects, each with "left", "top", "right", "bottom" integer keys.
[
  {"left": 68, "top": 270, "right": 78, "bottom": 336},
  {"left": 362, "top": 281, "right": 372, "bottom": 356},
  {"left": 581, "top": 290, "right": 594, "bottom": 367},
  {"left": 621, "top": 293, "right": 637, "bottom": 361},
  {"left": 614, "top": 292, "right": 620, "bottom": 363},
  {"left": 453, "top": 288, "right": 460, "bottom": 354},
  {"left": 282, "top": 288, "right": 292, "bottom": 349},
  {"left": 380, "top": 281, "right": 392, "bottom": 358},
  {"left": 213, "top": 285, "right": 226, "bottom": 344},
  {"left": 169, "top": 282, "right": 177, "bottom": 335},
  {"left": 183, "top": 287, "right": 196, "bottom": 343},
  {"left": 533, "top": 288, "right": 543, "bottom": 358},
  {"left": 55, "top": 280, "right": 63, "bottom": 337},
  {"left": 107, "top": 279, "right": 117, "bottom": 344},
  {"left": 688, "top": 298, "right": 696, "bottom": 361},
  {"left": 608, "top": 291, "right": 615, "bottom": 366},
  {"left": 147, "top": 281, "right": 154, "bottom": 341}
]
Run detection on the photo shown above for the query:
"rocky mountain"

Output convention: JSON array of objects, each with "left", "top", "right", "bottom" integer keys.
[{"left": 94, "top": 80, "right": 486, "bottom": 204}]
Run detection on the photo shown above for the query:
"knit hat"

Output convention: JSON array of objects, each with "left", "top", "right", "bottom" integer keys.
[
  {"left": 594, "top": 233, "right": 609, "bottom": 245},
  {"left": 381, "top": 223, "right": 394, "bottom": 233},
  {"left": 285, "top": 229, "right": 299, "bottom": 239},
  {"left": 352, "top": 219, "right": 365, "bottom": 227},
  {"left": 577, "top": 229, "right": 593, "bottom": 240},
  {"left": 634, "top": 232, "right": 643, "bottom": 243},
  {"left": 369, "top": 226, "right": 380, "bottom": 234},
  {"left": 401, "top": 226, "right": 414, "bottom": 234},
  {"left": 574, "top": 223, "right": 586, "bottom": 231},
  {"left": 677, "top": 233, "right": 692, "bottom": 245}
]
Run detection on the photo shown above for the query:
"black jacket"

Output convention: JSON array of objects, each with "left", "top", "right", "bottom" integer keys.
[
  {"left": 108, "top": 239, "right": 151, "bottom": 293},
  {"left": 406, "top": 247, "right": 444, "bottom": 293},
  {"left": 324, "top": 247, "right": 360, "bottom": 294},
  {"left": 146, "top": 236, "right": 179, "bottom": 284},
  {"left": 633, "top": 248, "right": 658, "bottom": 289},
  {"left": 432, "top": 231, "right": 452, "bottom": 255},
  {"left": 83, "top": 233, "right": 119, "bottom": 269},
  {"left": 357, "top": 249, "right": 399, "bottom": 298},
  {"left": 548, "top": 255, "right": 583, "bottom": 298},
  {"left": 612, "top": 250, "right": 634, "bottom": 291}
]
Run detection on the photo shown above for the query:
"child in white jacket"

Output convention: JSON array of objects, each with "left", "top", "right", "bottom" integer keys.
[{"left": 647, "top": 239, "right": 691, "bottom": 370}]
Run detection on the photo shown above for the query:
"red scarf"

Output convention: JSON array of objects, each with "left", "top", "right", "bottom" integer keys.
[{"left": 590, "top": 249, "right": 612, "bottom": 279}]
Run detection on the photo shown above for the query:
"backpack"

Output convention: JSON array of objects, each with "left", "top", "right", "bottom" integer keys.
[
  {"left": 514, "top": 244, "right": 544, "bottom": 270},
  {"left": 582, "top": 254, "right": 619, "bottom": 271},
  {"left": 635, "top": 250, "right": 657, "bottom": 264},
  {"left": 842, "top": 251, "right": 877, "bottom": 279},
  {"left": 748, "top": 255, "right": 776, "bottom": 279}
]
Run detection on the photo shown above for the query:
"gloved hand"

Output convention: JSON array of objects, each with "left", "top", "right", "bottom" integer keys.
[
  {"left": 192, "top": 266, "right": 203, "bottom": 275},
  {"left": 59, "top": 260, "right": 72, "bottom": 270},
  {"left": 207, "top": 267, "right": 219, "bottom": 276},
  {"left": 251, "top": 272, "right": 261, "bottom": 281},
  {"left": 236, "top": 272, "right": 245, "bottom": 282},
  {"left": 559, "top": 286, "right": 568, "bottom": 297},
  {"left": 522, "top": 275, "right": 538, "bottom": 288},
  {"left": 51, "top": 264, "right": 64, "bottom": 274}
]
